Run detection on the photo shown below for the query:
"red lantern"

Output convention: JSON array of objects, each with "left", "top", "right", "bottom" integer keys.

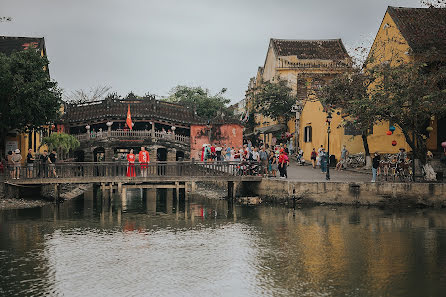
[
  {"left": 386, "top": 131, "right": 392, "bottom": 135},
  {"left": 441, "top": 141, "right": 446, "bottom": 148},
  {"left": 392, "top": 140, "right": 397, "bottom": 146}
]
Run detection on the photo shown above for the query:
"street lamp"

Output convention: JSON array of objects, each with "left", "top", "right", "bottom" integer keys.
[{"left": 326, "top": 112, "right": 332, "bottom": 181}]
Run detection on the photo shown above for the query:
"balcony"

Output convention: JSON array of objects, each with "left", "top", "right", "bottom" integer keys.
[{"left": 74, "top": 130, "right": 190, "bottom": 144}]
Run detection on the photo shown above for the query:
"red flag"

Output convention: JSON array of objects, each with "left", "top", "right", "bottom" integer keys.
[{"left": 126, "top": 104, "right": 133, "bottom": 130}]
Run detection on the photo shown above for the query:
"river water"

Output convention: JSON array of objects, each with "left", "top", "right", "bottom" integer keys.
[{"left": 1, "top": 188, "right": 446, "bottom": 297}]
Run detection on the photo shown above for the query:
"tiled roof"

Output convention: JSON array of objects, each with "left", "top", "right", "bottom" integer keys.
[
  {"left": 64, "top": 97, "right": 200, "bottom": 126},
  {"left": 0, "top": 36, "right": 46, "bottom": 55},
  {"left": 271, "top": 38, "right": 349, "bottom": 60},
  {"left": 387, "top": 6, "right": 446, "bottom": 55}
]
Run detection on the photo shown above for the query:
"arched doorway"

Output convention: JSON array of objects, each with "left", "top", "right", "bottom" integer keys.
[{"left": 176, "top": 151, "right": 185, "bottom": 161}]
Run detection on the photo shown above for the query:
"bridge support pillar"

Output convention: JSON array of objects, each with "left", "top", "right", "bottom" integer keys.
[
  {"left": 166, "top": 189, "right": 173, "bottom": 214},
  {"left": 54, "top": 184, "right": 60, "bottom": 203},
  {"left": 117, "top": 182, "right": 122, "bottom": 194},
  {"left": 175, "top": 182, "right": 180, "bottom": 201},
  {"left": 189, "top": 181, "right": 197, "bottom": 193},
  {"left": 144, "top": 189, "right": 156, "bottom": 215},
  {"left": 228, "top": 181, "right": 234, "bottom": 200}
]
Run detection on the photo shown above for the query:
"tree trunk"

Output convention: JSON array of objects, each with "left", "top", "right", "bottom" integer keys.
[{"left": 362, "top": 133, "right": 372, "bottom": 168}]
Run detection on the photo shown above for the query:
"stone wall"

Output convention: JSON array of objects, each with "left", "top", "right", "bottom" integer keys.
[
  {"left": 190, "top": 124, "right": 243, "bottom": 160},
  {"left": 247, "top": 180, "right": 446, "bottom": 207},
  {"left": 197, "top": 179, "right": 446, "bottom": 208}
]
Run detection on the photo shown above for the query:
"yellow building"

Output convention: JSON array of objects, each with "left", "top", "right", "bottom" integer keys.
[
  {"left": 365, "top": 6, "right": 446, "bottom": 154},
  {"left": 1, "top": 36, "right": 52, "bottom": 160},
  {"left": 247, "top": 38, "right": 357, "bottom": 161}
]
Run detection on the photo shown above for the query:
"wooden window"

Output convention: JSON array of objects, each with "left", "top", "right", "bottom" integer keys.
[{"left": 304, "top": 126, "right": 312, "bottom": 143}]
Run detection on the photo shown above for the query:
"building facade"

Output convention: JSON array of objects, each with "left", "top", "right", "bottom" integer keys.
[
  {"left": 247, "top": 38, "right": 354, "bottom": 161},
  {"left": 364, "top": 6, "right": 446, "bottom": 155}
]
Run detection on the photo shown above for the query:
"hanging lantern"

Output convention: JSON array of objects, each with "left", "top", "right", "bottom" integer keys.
[
  {"left": 441, "top": 142, "right": 446, "bottom": 148},
  {"left": 392, "top": 140, "right": 397, "bottom": 146},
  {"left": 389, "top": 126, "right": 396, "bottom": 132},
  {"left": 426, "top": 126, "right": 433, "bottom": 132},
  {"left": 386, "top": 131, "right": 392, "bottom": 135},
  {"left": 431, "top": 116, "right": 435, "bottom": 121}
]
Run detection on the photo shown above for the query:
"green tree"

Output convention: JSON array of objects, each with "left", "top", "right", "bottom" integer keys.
[
  {"left": 40, "top": 133, "right": 80, "bottom": 160},
  {"left": 0, "top": 48, "right": 62, "bottom": 154},
  {"left": 165, "top": 86, "right": 232, "bottom": 119},
  {"left": 253, "top": 77, "right": 296, "bottom": 125},
  {"left": 321, "top": 68, "right": 377, "bottom": 166},
  {"left": 370, "top": 60, "right": 446, "bottom": 164}
]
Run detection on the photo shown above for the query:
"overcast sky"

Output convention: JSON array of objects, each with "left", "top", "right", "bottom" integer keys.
[{"left": 2, "top": 0, "right": 422, "bottom": 103}]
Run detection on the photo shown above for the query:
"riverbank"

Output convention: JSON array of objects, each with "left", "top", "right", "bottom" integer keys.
[{"left": 0, "top": 182, "right": 92, "bottom": 210}]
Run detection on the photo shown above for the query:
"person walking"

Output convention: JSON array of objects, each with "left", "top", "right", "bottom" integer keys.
[
  {"left": 12, "top": 149, "right": 22, "bottom": 179},
  {"left": 216, "top": 145, "right": 222, "bottom": 161},
  {"left": 139, "top": 147, "right": 150, "bottom": 177},
  {"left": 225, "top": 146, "right": 231, "bottom": 161},
  {"left": 269, "top": 152, "right": 278, "bottom": 177},
  {"left": 317, "top": 145, "right": 324, "bottom": 167},
  {"left": 372, "top": 152, "right": 380, "bottom": 182},
  {"left": 311, "top": 148, "right": 317, "bottom": 169},
  {"left": 126, "top": 149, "right": 136, "bottom": 177},
  {"left": 336, "top": 145, "right": 349, "bottom": 171},
  {"left": 278, "top": 149, "right": 289, "bottom": 178},
  {"left": 320, "top": 149, "right": 327, "bottom": 173},
  {"left": 259, "top": 146, "right": 268, "bottom": 176},
  {"left": 27, "top": 149, "right": 35, "bottom": 178},
  {"left": 7, "top": 151, "right": 14, "bottom": 179},
  {"left": 40, "top": 150, "right": 49, "bottom": 177},
  {"left": 48, "top": 149, "right": 57, "bottom": 177}
]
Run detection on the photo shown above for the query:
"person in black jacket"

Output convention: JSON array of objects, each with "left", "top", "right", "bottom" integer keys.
[{"left": 372, "top": 152, "right": 380, "bottom": 182}]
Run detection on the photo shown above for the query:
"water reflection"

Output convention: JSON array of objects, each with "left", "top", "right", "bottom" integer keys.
[{"left": 1, "top": 188, "right": 446, "bottom": 297}]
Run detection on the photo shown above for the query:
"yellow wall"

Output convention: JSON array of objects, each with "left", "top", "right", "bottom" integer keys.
[
  {"left": 297, "top": 101, "right": 363, "bottom": 161},
  {"left": 5, "top": 129, "right": 49, "bottom": 162}
]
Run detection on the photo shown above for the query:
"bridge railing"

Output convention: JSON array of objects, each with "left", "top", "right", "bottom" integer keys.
[{"left": 3, "top": 161, "right": 261, "bottom": 180}]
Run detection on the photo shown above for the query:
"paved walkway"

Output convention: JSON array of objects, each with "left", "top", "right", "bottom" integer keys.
[{"left": 274, "top": 161, "right": 372, "bottom": 183}]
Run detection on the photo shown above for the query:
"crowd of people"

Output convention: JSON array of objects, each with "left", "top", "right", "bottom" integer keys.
[
  {"left": 1, "top": 148, "right": 58, "bottom": 179},
  {"left": 199, "top": 142, "right": 293, "bottom": 178}
]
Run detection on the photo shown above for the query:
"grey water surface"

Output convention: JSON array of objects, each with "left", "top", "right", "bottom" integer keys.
[{"left": 1, "top": 188, "right": 446, "bottom": 297}]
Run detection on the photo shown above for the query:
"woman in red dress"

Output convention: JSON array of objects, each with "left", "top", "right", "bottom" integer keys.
[{"left": 126, "top": 149, "right": 136, "bottom": 177}]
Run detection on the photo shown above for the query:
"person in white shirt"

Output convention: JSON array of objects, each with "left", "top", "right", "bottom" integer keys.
[{"left": 251, "top": 147, "right": 260, "bottom": 162}]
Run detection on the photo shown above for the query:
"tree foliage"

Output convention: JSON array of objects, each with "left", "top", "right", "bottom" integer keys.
[
  {"left": 41, "top": 132, "right": 80, "bottom": 159},
  {"left": 321, "top": 68, "right": 377, "bottom": 157},
  {"left": 0, "top": 49, "right": 62, "bottom": 150},
  {"left": 421, "top": 0, "right": 446, "bottom": 7},
  {"left": 323, "top": 56, "right": 446, "bottom": 164},
  {"left": 370, "top": 60, "right": 446, "bottom": 163},
  {"left": 253, "top": 77, "right": 297, "bottom": 124},
  {"left": 165, "top": 86, "right": 232, "bottom": 119}
]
